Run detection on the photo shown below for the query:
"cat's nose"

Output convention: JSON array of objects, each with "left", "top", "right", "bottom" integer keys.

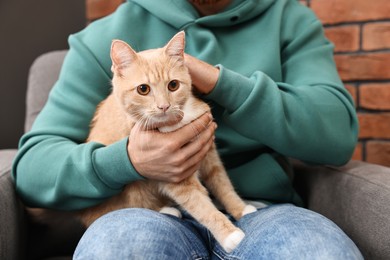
[{"left": 158, "top": 104, "right": 170, "bottom": 113}]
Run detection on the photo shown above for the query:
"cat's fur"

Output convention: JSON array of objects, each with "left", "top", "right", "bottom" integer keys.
[{"left": 81, "top": 31, "right": 256, "bottom": 252}]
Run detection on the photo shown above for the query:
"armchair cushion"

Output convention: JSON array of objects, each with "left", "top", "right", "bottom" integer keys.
[{"left": 295, "top": 160, "right": 390, "bottom": 259}]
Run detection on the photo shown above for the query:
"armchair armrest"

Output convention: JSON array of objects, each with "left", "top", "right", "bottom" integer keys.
[
  {"left": 294, "top": 160, "right": 390, "bottom": 259},
  {"left": 0, "top": 149, "right": 26, "bottom": 260}
]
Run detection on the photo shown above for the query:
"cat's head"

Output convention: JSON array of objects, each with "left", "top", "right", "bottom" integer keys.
[{"left": 110, "top": 31, "right": 191, "bottom": 129}]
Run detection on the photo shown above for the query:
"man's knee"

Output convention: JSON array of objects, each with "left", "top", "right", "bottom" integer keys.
[
  {"left": 74, "top": 208, "right": 207, "bottom": 259},
  {"left": 232, "top": 204, "right": 362, "bottom": 259}
]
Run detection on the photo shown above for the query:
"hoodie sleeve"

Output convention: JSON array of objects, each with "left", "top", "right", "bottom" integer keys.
[
  {"left": 12, "top": 34, "right": 144, "bottom": 210},
  {"left": 206, "top": 19, "right": 358, "bottom": 166}
]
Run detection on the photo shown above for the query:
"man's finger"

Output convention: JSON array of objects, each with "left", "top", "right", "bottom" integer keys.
[{"left": 167, "top": 112, "right": 213, "bottom": 148}]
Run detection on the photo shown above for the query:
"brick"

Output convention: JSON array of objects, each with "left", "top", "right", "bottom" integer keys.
[
  {"left": 86, "top": 0, "right": 124, "bottom": 21},
  {"left": 345, "top": 84, "right": 358, "bottom": 107},
  {"left": 351, "top": 142, "right": 363, "bottom": 161},
  {"left": 363, "top": 22, "right": 390, "bottom": 50},
  {"left": 311, "top": 0, "right": 390, "bottom": 25},
  {"left": 366, "top": 141, "right": 390, "bottom": 167},
  {"left": 360, "top": 83, "right": 390, "bottom": 110},
  {"left": 334, "top": 53, "right": 390, "bottom": 81},
  {"left": 358, "top": 113, "right": 390, "bottom": 139},
  {"left": 325, "top": 25, "right": 360, "bottom": 52}
]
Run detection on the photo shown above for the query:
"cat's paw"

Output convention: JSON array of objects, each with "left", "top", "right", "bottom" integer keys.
[
  {"left": 222, "top": 229, "right": 245, "bottom": 253},
  {"left": 242, "top": 205, "right": 257, "bottom": 217},
  {"left": 159, "top": 207, "right": 182, "bottom": 218}
]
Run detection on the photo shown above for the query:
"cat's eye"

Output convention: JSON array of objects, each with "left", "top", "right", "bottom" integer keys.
[
  {"left": 137, "top": 84, "right": 150, "bottom": 95},
  {"left": 168, "top": 80, "right": 180, "bottom": 92}
]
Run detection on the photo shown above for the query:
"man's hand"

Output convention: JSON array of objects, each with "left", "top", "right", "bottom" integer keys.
[
  {"left": 127, "top": 113, "right": 216, "bottom": 183},
  {"left": 184, "top": 54, "right": 220, "bottom": 95}
]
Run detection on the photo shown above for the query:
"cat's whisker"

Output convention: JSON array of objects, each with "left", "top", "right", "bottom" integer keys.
[
  {"left": 133, "top": 115, "right": 151, "bottom": 155},
  {"left": 142, "top": 116, "right": 154, "bottom": 153}
]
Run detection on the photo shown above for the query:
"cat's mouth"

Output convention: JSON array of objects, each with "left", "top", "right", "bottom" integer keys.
[{"left": 143, "top": 112, "right": 184, "bottom": 130}]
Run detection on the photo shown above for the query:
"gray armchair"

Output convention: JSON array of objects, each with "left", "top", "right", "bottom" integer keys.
[{"left": 1, "top": 51, "right": 390, "bottom": 259}]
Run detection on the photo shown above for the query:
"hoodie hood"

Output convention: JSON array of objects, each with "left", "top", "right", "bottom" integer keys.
[{"left": 129, "top": 0, "right": 275, "bottom": 29}]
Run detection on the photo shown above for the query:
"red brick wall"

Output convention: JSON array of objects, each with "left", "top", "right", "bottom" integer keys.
[
  {"left": 300, "top": 0, "right": 390, "bottom": 166},
  {"left": 86, "top": 0, "right": 123, "bottom": 21},
  {"left": 87, "top": 0, "right": 390, "bottom": 166}
]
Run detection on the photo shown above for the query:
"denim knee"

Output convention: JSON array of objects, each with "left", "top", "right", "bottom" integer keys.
[
  {"left": 223, "top": 204, "right": 363, "bottom": 260},
  {"left": 74, "top": 208, "right": 208, "bottom": 259}
]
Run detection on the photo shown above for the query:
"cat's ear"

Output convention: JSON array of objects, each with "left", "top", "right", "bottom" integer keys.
[
  {"left": 110, "top": 40, "right": 137, "bottom": 74},
  {"left": 164, "top": 31, "right": 185, "bottom": 60}
]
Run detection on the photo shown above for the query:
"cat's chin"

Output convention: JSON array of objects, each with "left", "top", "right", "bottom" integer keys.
[{"left": 144, "top": 113, "right": 184, "bottom": 131}]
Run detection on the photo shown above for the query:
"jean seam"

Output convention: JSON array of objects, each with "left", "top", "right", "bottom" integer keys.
[{"left": 156, "top": 214, "right": 210, "bottom": 259}]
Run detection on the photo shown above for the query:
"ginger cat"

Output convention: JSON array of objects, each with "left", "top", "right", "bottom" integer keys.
[{"left": 81, "top": 31, "right": 256, "bottom": 253}]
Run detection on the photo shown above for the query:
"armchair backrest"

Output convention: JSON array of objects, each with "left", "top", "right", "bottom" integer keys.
[
  {"left": 25, "top": 51, "right": 67, "bottom": 132},
  {"left": 25, "top": 0, "right": 126, "bottom": 132}
]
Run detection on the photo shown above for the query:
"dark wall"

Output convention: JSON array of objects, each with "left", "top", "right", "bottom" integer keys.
[{"left": 0, "top": 0, "right": 86, "bottom": 149}]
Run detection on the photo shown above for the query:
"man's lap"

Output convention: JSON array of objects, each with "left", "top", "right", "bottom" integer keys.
[{"left": 74, "top": 204, "right": 363, "bottom": 259}]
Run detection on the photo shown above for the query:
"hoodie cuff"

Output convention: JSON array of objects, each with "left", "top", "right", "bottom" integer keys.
[
  {"left": 205, "top": 65, "right": 255, "bottom": 113},
  {"left": 92, "top": 137, "right": 145, "bottom": 189}
]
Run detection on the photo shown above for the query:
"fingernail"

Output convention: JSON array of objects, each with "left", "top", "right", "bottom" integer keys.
[
  {"left": 208, "top": 112, "right": 213, "bottom": 120},
  {"left": 208, "top": 122, "right": 216, "bottom": 129}
]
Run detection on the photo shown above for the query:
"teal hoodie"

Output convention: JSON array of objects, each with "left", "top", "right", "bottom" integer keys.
[{"left": 12, "top": 0, "right": 358, "bottom": 210}]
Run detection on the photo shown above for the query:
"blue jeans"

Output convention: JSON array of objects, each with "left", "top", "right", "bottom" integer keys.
[{"left": 74, "top": 204, "right": 363, "bottom": 259}]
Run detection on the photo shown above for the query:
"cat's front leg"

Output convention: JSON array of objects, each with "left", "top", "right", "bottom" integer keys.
[
  {"left": 200, "top": 148, "right": 257, "bottom": 220},
  {"left": 160, "top": 175, "right": 245, "bottom": 253}
]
